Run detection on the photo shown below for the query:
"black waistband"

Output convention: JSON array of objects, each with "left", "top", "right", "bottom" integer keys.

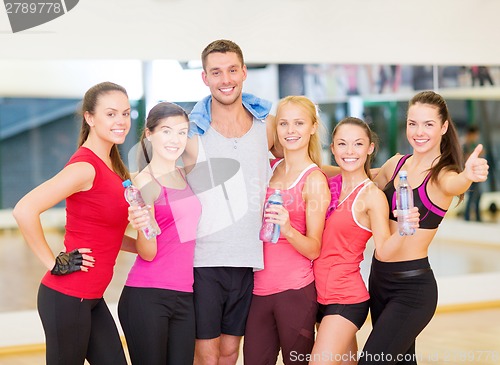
[
  {"left": 372, "top": 256, "right": 432, "bottom": 278},
  {"left": 391, "top": 267, "right": 432, "bottom": 278},
  {"left": 371, "top": 256, "right": 431, "bottom": 273}
]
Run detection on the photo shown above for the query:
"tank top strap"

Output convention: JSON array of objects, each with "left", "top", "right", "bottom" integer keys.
[
  {"left": 270, "top": 158, "right": 283, "bottom": 171},
  {"left": 290, "top": 163, "right": 321, "bottom": 191},
  {"left": 176, "top": 167, "right": 188, "bottom": 183},
  {"left": 419, "top": 171, "right": 434, "bottom": 199},
  {"left": 338, "top": 178, "right": 371, "bottom": 206},
  {"left": 144, "top": 165, "right": 164, "bottom": 188},
  {"left": 144, "top": 166, "right": 187, "bottom": 188},
  {"left": 389, "top": 154, "right": 412, "bottom": 181},
  {"left": 422, "top": 171, "right": 432, "bottom": 185}
]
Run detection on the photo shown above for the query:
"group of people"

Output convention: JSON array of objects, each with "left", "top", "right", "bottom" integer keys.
[{"left": 12, "top": 39, "right": 489, "bottom": 365}]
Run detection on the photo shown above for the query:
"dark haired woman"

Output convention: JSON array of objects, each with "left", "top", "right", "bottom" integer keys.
[
  {"left": 359, "top": 91, "right": 489, "bottom": 365},
  {"left": 118, "top": 102, "right": 201, "bottom": 365},
  {"left": 311, "top": 117, "right": 419, "bottom": 365},
  {"left": 13, "top": 81, "right": 135, "bottom": 365}
]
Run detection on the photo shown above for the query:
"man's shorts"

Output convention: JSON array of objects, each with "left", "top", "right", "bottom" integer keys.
[{"left": 193, "top": 267, "right": 254, "bottom": 339}]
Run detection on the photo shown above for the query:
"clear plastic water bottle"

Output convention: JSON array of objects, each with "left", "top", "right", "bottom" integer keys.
[
  {"left": 122, "top": 179, "right": 161, "bottom": 240},
  {"left": 396, "top": 171, "right": 415, "bottom": 236},
  {"left": 259, "top": 189, "right": 284, "bottom": 243}
]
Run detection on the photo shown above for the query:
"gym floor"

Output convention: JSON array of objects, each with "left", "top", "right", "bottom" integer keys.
[{"left": 1, "top": 217, "right": 499, "bottom": 365}]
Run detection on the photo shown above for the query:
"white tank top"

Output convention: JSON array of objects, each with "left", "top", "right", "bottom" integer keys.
[{"left": 186, "top": 119, "right": 271, "bottom": 270}]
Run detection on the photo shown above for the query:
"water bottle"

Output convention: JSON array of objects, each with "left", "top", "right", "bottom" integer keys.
[
  {"left": 396, "top": 171, "right": 415, "bottom": 236},
  {"left": 259, "top": 190, "right": 284, "bottom": 243},
  {"left": 122, "top": 179, "right": 161, "bottom": 240}
]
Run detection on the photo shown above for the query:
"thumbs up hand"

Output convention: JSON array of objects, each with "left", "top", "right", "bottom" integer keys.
[{"left": 465, "top": 144, "right": 489, "bottom": 182}]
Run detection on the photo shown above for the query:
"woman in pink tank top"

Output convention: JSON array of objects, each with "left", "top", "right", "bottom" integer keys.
[
  {"left": 243, "top": 96, "right": 331, "bottom": 365},
  {"left": 310, "top": 117, "right": 419, "bottom": 365},
  {"left": 118, "top": 102, "right": 201, "bottom": 365}
]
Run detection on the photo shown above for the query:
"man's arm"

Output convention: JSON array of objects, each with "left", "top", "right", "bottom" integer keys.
[
  {"left": 181, "top": 135, "right": 199, "bottom": 173},
  {"left": 266, "top": 114, "right": 283, "bottom": 158}
]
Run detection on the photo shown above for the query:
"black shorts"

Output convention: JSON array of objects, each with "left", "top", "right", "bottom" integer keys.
[
  {"left": 317, "top": 300, "right": 369, "bottom": 330},
  {"left": 193, "top": 267, "right": 254, "bottom": 339}
]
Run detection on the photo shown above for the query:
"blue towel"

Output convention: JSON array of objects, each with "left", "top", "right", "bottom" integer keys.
[{"left": 188, "top": 93, "right": 272, "bottom": 137}]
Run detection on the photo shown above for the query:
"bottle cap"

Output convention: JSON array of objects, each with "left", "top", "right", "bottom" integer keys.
[
  {"left": 399, "top": 170, "right": 408, "bottom": 178},
  {"left": 122, "top": 179, "right": 132, "bottom": 188}
]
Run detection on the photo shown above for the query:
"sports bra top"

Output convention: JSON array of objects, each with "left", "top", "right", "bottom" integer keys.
[{"left": 382, "top": 154, "right": 447, "bottom": 229}]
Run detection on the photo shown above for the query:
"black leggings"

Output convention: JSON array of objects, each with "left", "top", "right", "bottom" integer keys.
[
  {"left": 118, "top": 286, "right": 195, "bottom": 365},
  {"left": 358, "top": 257, "right": 438, "bottom": 365},
  {"left": 37, "top": 284, "right": 127, "bottom": 365}
]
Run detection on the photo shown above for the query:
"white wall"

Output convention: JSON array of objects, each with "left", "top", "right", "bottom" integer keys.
[
  {"left": 2, "top": 0, "right": 500, "bottom": 99},
  {"left": 1, "top": 0, "right": 500, "bottom": 64},
  {"left": 0, "top": 60, "right": 144, "bottom": 98}
]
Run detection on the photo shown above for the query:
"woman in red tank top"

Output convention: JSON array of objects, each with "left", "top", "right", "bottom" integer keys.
[
  {"left": 13, "top": 82, "right": 137, "bottom": 365},
  {"left": 310, "top": 117, "right": 419, "bottom": 365}
]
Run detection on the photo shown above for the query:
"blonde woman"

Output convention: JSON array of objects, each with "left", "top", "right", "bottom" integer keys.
[{"left": 243, "top": 96, "right": 331, "bottom": 365}]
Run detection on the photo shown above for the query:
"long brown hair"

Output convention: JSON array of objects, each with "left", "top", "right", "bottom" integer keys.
[
  {"left": 408, "top": 91, "right": 464, "bottom": 201},
  {"left": 78, "top": 81, "right": 130, "bottom": 180},
  {"left": 331, "top": 117, "right": 379, "bottom": 179}
]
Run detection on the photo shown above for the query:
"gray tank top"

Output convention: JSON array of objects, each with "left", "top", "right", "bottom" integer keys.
[{"left": 186, "top": 119, "right": 271, "bottom": 270}]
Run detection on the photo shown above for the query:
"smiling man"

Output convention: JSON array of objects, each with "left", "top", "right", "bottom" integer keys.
[{"left": 182, "top": 39, "right": 280, "bottom": 365}]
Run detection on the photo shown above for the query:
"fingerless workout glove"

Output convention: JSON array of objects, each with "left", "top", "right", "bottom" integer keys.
[{"left": 51, "top": 249, "right": 83, "bottom": 275}]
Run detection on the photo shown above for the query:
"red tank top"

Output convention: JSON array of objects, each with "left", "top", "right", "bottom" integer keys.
[
  {"left": 41, "top": 147, "right": 129, "bottom": 299},
  {"left": 314, "top": 178, "right": 372, "bottom": 304}
]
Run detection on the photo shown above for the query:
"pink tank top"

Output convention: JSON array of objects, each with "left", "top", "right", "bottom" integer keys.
[
  {"left": 253, "top": 160, "right": 320, "bottom": 296},
  {"left": 125, "top": 169, "right": 201, "bottom": 293},
  {"left": 314, "top": 179, "right": 372, "bottom": 304}
]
